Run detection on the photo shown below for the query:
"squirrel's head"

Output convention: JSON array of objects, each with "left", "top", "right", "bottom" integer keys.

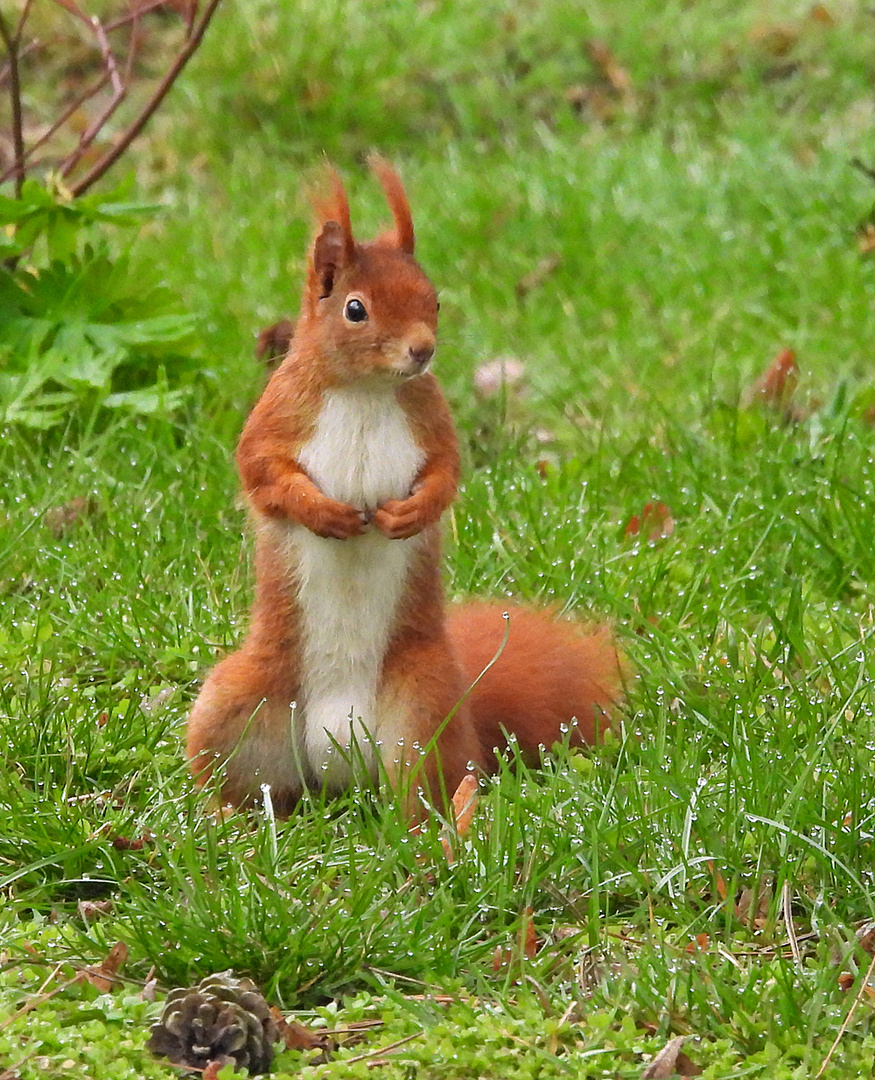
[{"left": 303, "top": 158, "right": 438, "bottom": 383}]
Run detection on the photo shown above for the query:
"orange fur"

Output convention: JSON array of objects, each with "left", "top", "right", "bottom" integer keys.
[{"left": 186, "top": 162, "right": 624, "bottom": 815}]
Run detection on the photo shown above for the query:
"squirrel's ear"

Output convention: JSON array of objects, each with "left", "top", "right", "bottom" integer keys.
[
  {"left": 310, "top": 167, "right": 355, "bottom": 298},
  {"left": 312, "top": 220, "right": 349, "bottom": 298},
  {"left": 370, "top": 156, "right": 415, "bottom": 255}
]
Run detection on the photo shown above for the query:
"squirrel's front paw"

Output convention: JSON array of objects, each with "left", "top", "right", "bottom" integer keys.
[
  {"left": 373, "top": 497, "right": 430, "bottom": 540},
  {"left": 309, "top": 498, "right": 368, "bottom": 540}
]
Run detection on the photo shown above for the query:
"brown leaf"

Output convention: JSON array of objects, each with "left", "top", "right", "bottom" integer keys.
[
  {"left": 743, "top": 348, "right": 799, "bottom": 412},
  {"left": 808, "top": 4, "right": 835, "bottom": 27},
  {"left": 521, "top": 906, "right": 538, "bottom": 959},
  {"left": 586, "top": 39, "right": 634, "bottom": 98},
  {"left": 625, "top": 502, "right": 674, "bottom": 543},
  {"left": 44, "top": 496, "right": 98, "bottom": 538},
  {"left": 515, "top": 253, "right": 562, "bottom": 299},
  {"left": 202, "top": 1058, "right": 235, "bottom": 1080},
  {"left": 735, "top": 881, "right": 773, "bottom": 929},
  {"left": 684, "top": 933, "right": 710, "bottom": 954},
  {"left": 858, "top": 224, "right": 875, "bottom": 255},
  {"left": 707, "top": 860, "right": 728, "bottom": 901},
  {"left": 856, "top": 921, "right": 875, "bottom": 955},
  {"left": 748, "top": 22, "right": 798, "bottom": 57},
  {"left": 140, "top": 968, "right": 158, "bottom": 1002},
  {"left": 641, "top": 1035, "right": 702, "bottom": 1077},
  {"left": 269, "top": 1006, "right": 331, "bottom": 1051},
  {"left": 77, "top": 899, "right": 113, "bottom": 923},
  {"left": 451, "top": 774, "right": 478, "bottom": 840},
  {"left": 79, "top": 941, "right": 127, "bottom": 992},
  {"left": 838, "top": 971, "right": 855, "bottom": 991},
  {"left": 110, "top": 832, "right": 152, "bottom": 850}
]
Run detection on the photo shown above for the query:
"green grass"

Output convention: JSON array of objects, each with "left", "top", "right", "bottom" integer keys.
[{"left": 3, "top": 0, "right": 875, "bottom": 1076}]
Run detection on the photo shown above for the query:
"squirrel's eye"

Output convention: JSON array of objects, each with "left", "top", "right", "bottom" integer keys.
[{"left": 344, "top": 298, "right": 368, "bottom": 323}]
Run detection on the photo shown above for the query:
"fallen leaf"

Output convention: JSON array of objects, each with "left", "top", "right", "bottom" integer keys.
[
  {"left": 743, "top": 348, "right": 799, "bottom": 414},
  {"left": 748, "top": 22, "right": 798, "bottom": 56},
  {"left": 78, "top": 899, "right": 113, "bottom": 923},
  {"left": 735, "top": 881, "right": 773, "bottom": 930},
  {"left": 586, "top": 39, "right": 634, "bottom": 98},
  {"left": 857, "top": 921, "right": 875, "bottom": 954},
  {"left": 515, "top": 253, "right": 562, "bottom": 299},
  {"left": 625, "top": 502, "right": 674, "bottom": 543},
  {"left": 78, "top": 941, "right": 127, "bottom": 992},
  {"left": 858, "top": 224, "right": 875, "bottom": 255},
  {"left": 641, "top": 1034, "right": 702, "bottom": 1077},
  {"left": 521, "top": 906, "right": 538, "bottom": 959},
  {"left": 110, "top": 832, "right": 152, "bottom": 851},
  {"left": 685, "top": 933, "right": 710, "bottom": 953},
  {"left": 707, "top": 860, "right": 729, "bottom": 901},
  {"left": 269, "top": 1007, "right": 331, "bottom": 1052},
  {"left": 451, "top": 774, "right": 479, "bottom": 839},
  {"left": 838, "top": 971, "right": 855, "bottom": 991},
  {"left": 202, "top": 1057, "right": 235, "bottom": 1080},
  {"left": 44, "top": 496, "right": 98, "bottom": 538},
  {"left": 808, "top": 4, "right": 835, "bottom": 27},
  {"left": 140, "top": 968, "right": 158, "bottom": 1002}
]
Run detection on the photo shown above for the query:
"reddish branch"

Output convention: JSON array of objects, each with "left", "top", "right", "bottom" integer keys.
[
  {"left": 0, "top": 8, "right": 26, "bottom": 196},
  {"left": 0, "top": 0, "right": 224, "bottom": 199}
]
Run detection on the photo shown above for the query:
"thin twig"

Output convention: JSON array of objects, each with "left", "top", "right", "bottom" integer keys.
[
  {"left": 815, "top": 947, "right": 875, "bottom": 1078},
  {"left": 13, "top": 0, "right": 35, "bottom": 43},
  {"left": 69, "top": 0, "right": 224, "bottom": 196},
  {"left": 0, "top": 8, "right": 26, "bottom": 196},
  {"left": 104, "top": 0, "right": 181, "bottom": 33},
  {"left": 851, "top": 157, "right": 875, "bottom": 185},
  {"left": 60, "top": 17, "right": 127, "bottom": 178},
  {"left": 0, "top": 38, "right": 39, "bottom": 90},
  {"left": 0, "top": 72, "right": 110, "bottom": 184},
  {"left": 338, "top": 1030, "right": 423, "bottom": 1066}
]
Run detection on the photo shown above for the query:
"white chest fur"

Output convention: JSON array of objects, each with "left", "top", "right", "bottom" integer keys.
[
  {"left": 298, "top": 384, "right": 425, "bottom": 511},
  {"left": 288, "top": 386, "right": 426, "bottom": 790}
]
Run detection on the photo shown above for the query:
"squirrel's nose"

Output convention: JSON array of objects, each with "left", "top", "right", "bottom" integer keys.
[{"left": 408, "top": 343, "right": 435, "bottom": 369}]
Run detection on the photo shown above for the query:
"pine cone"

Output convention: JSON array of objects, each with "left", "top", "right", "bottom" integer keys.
[{"left": 147, "top": 970, "right": 278, "bottom": 1075}]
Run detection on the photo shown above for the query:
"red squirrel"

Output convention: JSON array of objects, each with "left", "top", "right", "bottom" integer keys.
[{"left": 186, "top": 159, "right": 624, "bottom": 814}]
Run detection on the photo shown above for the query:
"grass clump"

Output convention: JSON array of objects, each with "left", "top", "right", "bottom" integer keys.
[{"left": 2, "top": 0, "right": 875, "bottom": 1077}]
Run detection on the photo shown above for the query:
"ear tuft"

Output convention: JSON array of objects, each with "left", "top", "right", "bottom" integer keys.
[
  {"left": 312, "top": 220, "right": 348, "bottom": 298},
  {"left": 369, "top": 155, "right": 415, "bottom": 255}
]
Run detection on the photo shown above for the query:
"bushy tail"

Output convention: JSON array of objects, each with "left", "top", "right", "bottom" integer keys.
[{"left": 446, "top": 602, "right": 625, "bottom": 770}]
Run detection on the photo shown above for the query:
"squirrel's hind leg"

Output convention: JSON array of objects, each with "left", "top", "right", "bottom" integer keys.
[
  {"left": 376, "top": 636, "right": 481, "bottom": 816},
  {"left": 186, "top": 646, "right": 307, "bottom": 814}
]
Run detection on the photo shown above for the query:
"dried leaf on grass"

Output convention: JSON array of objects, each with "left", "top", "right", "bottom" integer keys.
[
  {"left": 441, "top": 773, "right": 479, "bottom": 864},
  {"left": 44, "top": 496, "right": 99, "bottom": 537},
  {"left": 202, "top": 1057, "right": 235, "bottom": 1080},
  {"left": 492, "top": 906, "right": 539, "bottom": 971},
  {"left": 515, "top": 253, "right": 561, "bottom": 299},
  {"left": 858, "top": 224, "right": 875, "bottom": 255},
  {"left": 735, "top": 881, "right": 772, "bottom": 930},
  {"left": 641, "top": 1035, "right": 703, "bottom": 1077},
  {"left": 77, "top": 941, "right": 127, "bottom": 992},
  {"left": 586, "top": 39, "right": 635, "bottom": 98},
  {"left": 742, "top": 347, "right": 812, "bottom": 421},
  {"left": 270, "top": 1007, "right": 332, "bottom": 1052},
  {"left": 77, "top": 899, "right": 113, "bottom": 923},
  {"left": 625, "top": 502, "right": 674, "bottom": 543}
]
